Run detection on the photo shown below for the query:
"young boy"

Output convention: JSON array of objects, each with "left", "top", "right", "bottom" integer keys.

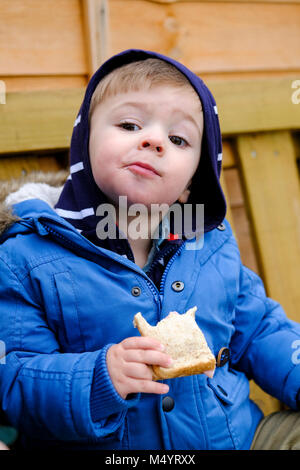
[{"left": 0, "top": 49, "right": 300, "bottom": 450}]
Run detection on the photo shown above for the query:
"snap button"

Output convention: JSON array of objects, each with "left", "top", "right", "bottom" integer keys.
[
  {"left": 217, "top": 347, "right": 230, "bottom": 367},
  {"left": 162, "top": 396, "right": 175, "bottom": 412},
  {"left": 217, "top": 223, "right": 226, "bottom": 231},
  {"left": 131, "top": 286, "right": 141, "bottom": 297},
  {"left": 171, "top": 281, "right": 184, "bottom": 292}
]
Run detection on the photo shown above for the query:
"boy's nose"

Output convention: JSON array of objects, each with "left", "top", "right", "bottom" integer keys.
[
  {"left": 141, "top": 141, "right": 163, "bottom": 154},
  {"left": 139, "top": 135, "right": 165, "bottom": 155}
]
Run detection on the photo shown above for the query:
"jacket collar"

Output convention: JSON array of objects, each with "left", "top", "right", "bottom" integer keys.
[{"left": 1, "top": 197, "right": 232, "bottom": 272}]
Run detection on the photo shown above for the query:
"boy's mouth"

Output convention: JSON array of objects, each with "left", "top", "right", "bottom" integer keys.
[{"left": 126, "top": 161, "right": 160, "bottom": 177}]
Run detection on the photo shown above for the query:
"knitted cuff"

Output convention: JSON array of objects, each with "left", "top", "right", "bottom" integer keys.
[{"left": 90, "top": 344, "right": 140, "bottom": 422}]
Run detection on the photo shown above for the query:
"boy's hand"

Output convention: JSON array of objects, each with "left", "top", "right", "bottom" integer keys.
[{"left": 106, "top": 337, "right": 171, "bottom": 399}]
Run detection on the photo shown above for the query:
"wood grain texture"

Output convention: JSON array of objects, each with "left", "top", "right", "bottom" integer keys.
[
  {"left": 0, "top": 0, "right": 87, "bottom": 76},
  {"left": 143, "top": 0, "right": 300, "bottom": 3},
  {"left": 208, "top": 76, "right": 300, "bottom": 135},
  {"left": 237, "top": 131, "right": 300, "bottom": 321},
  {"left": 0, "top": 89, "right": 84, "bottom": 153},
  {"left": 82, "top": 0, "right": 110, "bottom": 76},
  {"left": 1, "top": 74, "right": 298, "bottom": 155},
  {"left": 109, "top": 1, "right": 300, "bottom": 74},
  {"left": 0, "top": 154, "right": 65, "bottom": 181},
  {"left": 2, "top": 76, "right": 87, "bottom": 93}
]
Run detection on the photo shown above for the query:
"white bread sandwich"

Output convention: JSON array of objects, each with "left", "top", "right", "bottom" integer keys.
[{"left": 133, "top": 306, "right": 216, "bottom": 380}]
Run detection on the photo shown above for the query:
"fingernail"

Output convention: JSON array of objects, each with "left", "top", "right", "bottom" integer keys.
[
  {"left": 167, "top": 357, "right": 173, "bottom": 367},
  {"left": 204, "top": 369, "right": 215, "bottom": 378},
  {"left": 160, "top": 344, "right": 165, "bottom": 351}
]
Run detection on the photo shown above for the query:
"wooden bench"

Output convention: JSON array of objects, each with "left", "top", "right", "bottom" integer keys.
[{"left": 1, "top": 0, "right": 300, "bottom": 417}]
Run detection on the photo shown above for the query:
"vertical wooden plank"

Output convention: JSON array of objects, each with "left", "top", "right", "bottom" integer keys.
[
  {"left": 82, "top": 0, "right": 110, "bottom": 76},
  {"left": 221, "top": 139, "right": 281, "bottom": 416},
  {"left": 221, "top": 140, "right": 260, "bottom": 273},
  {"left": 220, "top": 172, "right": 234, "bottom": 232},
  {"left": 223, "top": 167, "right": 260, "bottom": 275},
  {"left": 220, "top": 140, "right": 235, "bottom": 232},
  {"left": 249, "top": 381, "right": 282, "bottom": 416},
  {"left": 236, "top": 131, "right": 300, "bottom": 322}
]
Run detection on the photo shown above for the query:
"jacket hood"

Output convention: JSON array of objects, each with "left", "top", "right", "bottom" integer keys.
[{"left": 54, "top": 49, "right": 226, "bottom": 242}]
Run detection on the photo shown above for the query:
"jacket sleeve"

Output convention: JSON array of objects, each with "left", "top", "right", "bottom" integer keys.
[
  {"left": 0, "top": 257, "right": 139, "bottom": 442},
  {"left": 230, "top": 263, "right": 300, "bottom": 410}
]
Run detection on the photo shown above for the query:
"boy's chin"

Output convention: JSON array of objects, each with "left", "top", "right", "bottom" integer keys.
[
  {"left": 103, "top": 190, "right": 179, "bottom": 212},
  {"left": 119, "top": 195, "right": 174, "bottom": 209}
]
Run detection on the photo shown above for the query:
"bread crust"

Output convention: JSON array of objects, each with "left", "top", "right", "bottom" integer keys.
[{"left": 133, "top": 307, "right": 216, "bottom": 380}]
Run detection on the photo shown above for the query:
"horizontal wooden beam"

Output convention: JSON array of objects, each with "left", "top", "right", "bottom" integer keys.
[
  {"left": 110, "top": 1, "right": 300, "bottom": 75},
  {"left": 207, "top": 76, "right": 300, "bottom": 136},
  {"left": 0, "top": 155, "right": 65, "bottom": 181},
  {"left": 0, "top": 75, "right": 299, "bottom": 154},
  {"left": 144, "top": 0, "right": 300, "bottom": 3},
  {"left": 0, "top": 0, "right": 87, "bottom": 76},
  {"left": 0, "top": 89, "right": 84, "bottom": 154}
]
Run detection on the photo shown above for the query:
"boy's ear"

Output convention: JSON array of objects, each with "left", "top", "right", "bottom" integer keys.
[
  {"left": 178, "top": 188, "right": 191, "bottom": 204},
  {"left": 178, "top": 179, "right": 192, "bottom": 204}
]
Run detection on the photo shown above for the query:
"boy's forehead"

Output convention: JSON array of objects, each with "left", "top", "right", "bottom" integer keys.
[{"left": 103, "top": 85, "right": 203, "bottom": 123}]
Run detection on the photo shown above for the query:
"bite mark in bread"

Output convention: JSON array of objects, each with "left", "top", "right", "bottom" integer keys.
[{"left": 133, "top": 306, "right": 216, "bottom": 380}]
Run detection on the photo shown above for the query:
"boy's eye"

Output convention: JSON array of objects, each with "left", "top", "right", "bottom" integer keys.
[
  {"left": 119, "top": 122, "right": 140, "bottom": 131},
  {"left": 169, "top": 135, "right": 188, "bottom": 147}
]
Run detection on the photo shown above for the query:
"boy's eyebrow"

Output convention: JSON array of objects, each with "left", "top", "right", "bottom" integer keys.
[
  {"left": 173, "top": 109, "right": 203, "bottom": 133},
  {"left": 112, "top": 101, "right": 203, "bottom": 132},
  {"left": 111, "top": 101, "right": 148, "bottom": 112}
]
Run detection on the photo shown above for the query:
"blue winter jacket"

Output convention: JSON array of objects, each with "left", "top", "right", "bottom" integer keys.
[
  {"left": 1, "top": 48, "right": 300, "bottom": 450},
  {"left": 0, "top": 199, "right": 300, "bottom": 450}
]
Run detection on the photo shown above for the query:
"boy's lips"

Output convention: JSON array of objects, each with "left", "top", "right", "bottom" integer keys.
[{"left": 126, "top": 161, "right": 161, "bottom": 177}]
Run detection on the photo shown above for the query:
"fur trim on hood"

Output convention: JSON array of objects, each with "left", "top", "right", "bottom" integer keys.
[{"left": 0, "top": 170, "right": 68, "bottom": 236}]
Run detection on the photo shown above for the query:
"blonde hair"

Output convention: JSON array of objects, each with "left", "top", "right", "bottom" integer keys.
[{"left": 89, "top": 58, "right": 197, "bottom": 119}]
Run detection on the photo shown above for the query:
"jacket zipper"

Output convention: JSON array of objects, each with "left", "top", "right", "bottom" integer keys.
[
  {"left": 158, "top": 242, "right": 186, "bottom": 297},
  {"left": 143, "top": 241, "right": 186, "bottom": 309},
  {"left": 143, "top": 244, "right": 177, "bottom": 311}
]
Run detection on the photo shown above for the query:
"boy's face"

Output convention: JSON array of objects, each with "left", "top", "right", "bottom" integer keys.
[{"left": 89, "top": 85, "right": 203, "bottom": 209}]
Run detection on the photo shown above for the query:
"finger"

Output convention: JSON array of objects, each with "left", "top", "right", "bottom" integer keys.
[
  {"left": 124, "top": 349, "right": 173, "bottom": 368},
  {"left": 204, "top": 368, "right": 215, "bottom": 378},
  {"left": 124, "top": 362, "right": 154, "bottom": 380},
  {"left": 122, "top": 336, "right": 165, "bottom": 351},
  {"left": 126, "top": 377, "right": 169, "bottom": 396}
]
